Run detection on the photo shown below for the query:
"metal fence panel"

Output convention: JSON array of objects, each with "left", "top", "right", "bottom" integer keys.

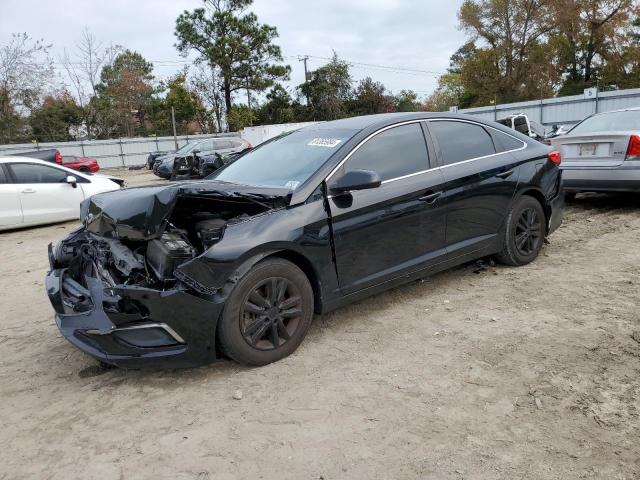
[{"left": 460, "top": 87, "right": 640, "bottom": 128}]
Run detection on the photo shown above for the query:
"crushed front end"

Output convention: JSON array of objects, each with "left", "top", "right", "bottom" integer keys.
[
  {"left": 45, "top": 181, "right": 289, "bottom": 368},
  {"left": 46, "top": 229, "right": 224, "bottom": 368}
]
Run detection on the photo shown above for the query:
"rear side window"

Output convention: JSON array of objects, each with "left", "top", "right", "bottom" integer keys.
[
  {"left": 0, "top": 166, "right": 7, "bottom": 184},
  {"left": 492, "top": 130, "right": 526, "bottom": 152},
  {"left": 8, "top": 163, "right": 68, "bottom": 183},
  {"left": 429, "top": 121, "right": 496, "bottom": 165},
  {"left": 346, "top": 123, "right": 429, "bottom": 181}
]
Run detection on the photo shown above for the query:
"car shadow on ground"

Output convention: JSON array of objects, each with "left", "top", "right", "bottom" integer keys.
[{"left": 568, "top": 192, "right": 640, "bottom": 211}]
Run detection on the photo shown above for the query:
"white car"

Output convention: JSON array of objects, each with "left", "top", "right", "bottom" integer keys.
[{"left": 0, "top": 156, "right": 124, "bottom": 231}]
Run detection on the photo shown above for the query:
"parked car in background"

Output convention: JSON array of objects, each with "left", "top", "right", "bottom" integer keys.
[
  {"left": 497, "top": 114, "right": 546, "bottom": 142},
  {"left": 152, "top": 137, "right": 251, "bottom": 179},
  {"left": 46, "top": 113, "right": 564, "bottom": 369},
  {"left": 61, "top": 155, "right": 100, "bottom": 173},
  {"left": 10, "top": 148, "right": 62, "bottom": 164},
  {"left": 0, "top": 157, "right": 123, "bottom": 231},
  {"left": 551, "top": 107, "right": 640, "bottom": 194}
]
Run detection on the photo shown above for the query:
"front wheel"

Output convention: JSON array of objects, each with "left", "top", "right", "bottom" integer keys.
[
  {"left": 496, "top": 196, "right": 546, "bottom": 266},
  {"left": 218, "top": 258, "right": 314, "bottom": 366}
]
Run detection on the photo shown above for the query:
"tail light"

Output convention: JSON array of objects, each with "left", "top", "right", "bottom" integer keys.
[
  {"left": 625, "top": 135, "right": 640, "bottom": 160},
  {"left": 54, "top": 150, "right": 62, "bottom": 164},
  {"left": 547, "top": 150, "right": 561, "bottom": 165}
]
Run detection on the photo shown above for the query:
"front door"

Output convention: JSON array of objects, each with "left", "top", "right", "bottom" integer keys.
[
  {"left": 328, "top": 122, "right": 448, "bottom": 295},
  {"left": 7, "top": 162, "right": 85, "bottom": 224}
]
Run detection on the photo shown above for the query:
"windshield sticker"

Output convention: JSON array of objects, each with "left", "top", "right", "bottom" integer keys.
[
  {"left": 307, "top": 138, "right": 342, "bottom": 148},
  {"left": 285, "top": 180, "right": 300, "bottom": 190}
]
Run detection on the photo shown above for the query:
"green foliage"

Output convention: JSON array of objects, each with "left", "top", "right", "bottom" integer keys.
[
  {"left": 348, "top": 77, "right": 395, "bottom": 116},
  {"left": 175, "top": 0, "right": 290, "bottom": 128},
  {"left": 227, "top": 104, "right": 255, "bottom": 131},
  {"left": 29, "top": 93, "right": 83, "bottom": 142},
  {"left": 299, "top": 53, "right": 353, "bottom": 120}
]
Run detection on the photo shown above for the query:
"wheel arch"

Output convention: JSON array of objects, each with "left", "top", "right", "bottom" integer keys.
[
  {"left": 515, "top": 187, "right": 550, "bottom": 233},
  {"left": 265, "top": 249, "right": 323, "bottom": 314}
]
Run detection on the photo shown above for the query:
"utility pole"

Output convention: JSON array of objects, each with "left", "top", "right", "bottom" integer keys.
[
  {"left": 171, "top": 106, "right": 178, "bottom": 150},
  {"left": 298, "top": 55, "right": 310, "bottom": 104}
]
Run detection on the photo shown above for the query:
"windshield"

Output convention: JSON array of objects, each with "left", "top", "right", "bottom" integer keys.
[
  {"left": 571, "top": 110, "right": 640, "bottom": 134},
  {"left": 175, "top": 142, "right": 197, "bottom": 155},
  {"left": 210, "top": 128, "right": 357, "bottom": 189}
]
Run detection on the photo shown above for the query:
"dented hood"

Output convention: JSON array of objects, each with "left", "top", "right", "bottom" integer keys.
[{"left": 80, "top": 181, "right": 291, "bottom": 240}]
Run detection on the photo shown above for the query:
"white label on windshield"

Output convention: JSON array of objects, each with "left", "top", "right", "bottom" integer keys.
[
  {"left": 308, "top": 138, "right": 342, "bottom": 148},
  {"left": 285, "top": 180, "right": 300, "bottom": 190}
]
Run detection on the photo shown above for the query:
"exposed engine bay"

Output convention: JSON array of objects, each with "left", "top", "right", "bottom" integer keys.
[{"left": 52, "top": 186, "right": 289, "bottom": 298}]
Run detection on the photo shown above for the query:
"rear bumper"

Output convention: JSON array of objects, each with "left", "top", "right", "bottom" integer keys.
[
  {"left": 561, "top": 162, "right": 640, "bottom": 192},
  {"left": 548, "top": 186, "right": 564, "bottom": 235},
  {"left": 46, "top": 266, "right": 224, "bottom": 369}
]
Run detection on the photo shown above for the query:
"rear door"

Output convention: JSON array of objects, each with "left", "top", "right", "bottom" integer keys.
[
  {"left": 0, "top": 164, "right": 23, "bottom": 227},
  {"left": 6, "top": 162, "right": 85, "bottom": 224},
  {"left": 328, "top": 122, "right": 447, "bottom": 294},
  {"left": 426, "top": 120, "right": 523, "bottom": 258}
]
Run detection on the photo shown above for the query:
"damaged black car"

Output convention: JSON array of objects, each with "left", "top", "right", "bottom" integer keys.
[{"left": 46, "top": 113, "right": 564, "bottom": 368}]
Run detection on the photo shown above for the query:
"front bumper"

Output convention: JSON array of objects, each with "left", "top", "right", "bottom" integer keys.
[
  {"left": 46, "top": 265, "right": 224, "bottom": 369},
  {"left": 561, "top": 162, "right": 640, "bottom": 192}
]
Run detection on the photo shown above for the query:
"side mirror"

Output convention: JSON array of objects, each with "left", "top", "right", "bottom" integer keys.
[
  {"left": 66, "top": 175, "right": 78, "bottom": 188},
  {"left": 329, "top": 169, "right": 382, "bottom": 194}
]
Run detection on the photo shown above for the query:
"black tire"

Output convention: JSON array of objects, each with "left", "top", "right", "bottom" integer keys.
[
  {"left": 565, "top": 192, "right": 577, "bottom": 202},
  {"left": 496, "top": 195, "right": 546, "bottom": 266},
  {"left": 79, "top": 167, "right": 90, "bottom": 173},
  {"left": 218, "top": 258, "right": 314, "bottom": 366}
]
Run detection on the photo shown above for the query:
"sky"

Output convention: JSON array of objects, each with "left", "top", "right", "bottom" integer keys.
[{"left": 0, "top": 0, "right": 467, "bottom": 100}]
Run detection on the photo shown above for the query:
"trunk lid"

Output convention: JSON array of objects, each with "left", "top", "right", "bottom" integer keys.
[{"left": 551, "top": 132, "right": 634, "bottom": 168}]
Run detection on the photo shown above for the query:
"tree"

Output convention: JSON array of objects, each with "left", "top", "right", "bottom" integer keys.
[
  {"left": 190, "top": 65, "right": 226, "bottom": 132},
  {"left": 227, "top": 104, "right": 255, "bottom": 131},
  {"left": 0, "top": 33, "right": 53, "bottom": 143},
  {"left": 553, "top": 0, "right": 639, "bottom": 94},
  {"left": 458, "top": 0, "right": 558, "bottom": 104},
  {"left": 96, "top": 50, "right": 155, "bottom": 137},
  {"left": 394, "top": 90, "right": 422, "bottom": 112},
  {"left": 299, "top": 53, "right": 352, "bottom": 120},
  {"left": 256, "top": 84, "right": 295, "bottom": 124},
  {"left": 349, "top": 77, "right": 395, "bottom": 115},
  {"left": 60, "top": 29, "right": 121, "bottom": 138},
  {"left": 29, "top": 91, "right": 83, "bottom": 142},
  {"left": 175, "top": 0, "right": 290, "bottom": 128}
]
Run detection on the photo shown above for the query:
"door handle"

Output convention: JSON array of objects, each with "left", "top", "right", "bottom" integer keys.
[
  {"left": 495, "top": 169, "right": 515, "bottom": 179},
  {"left": 21, "top": 188, "right": 36, "bottom": 194},
  {"left": 418, "top": 191, "right": 442, "bottom": 204}
]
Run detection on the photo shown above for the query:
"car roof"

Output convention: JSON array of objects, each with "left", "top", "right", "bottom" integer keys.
[
  {"left": 303, "top": 112, "right": 502, "bottom": 133},
  {"left": 0, "top": 156, "right": 91, "bottom": 178}
]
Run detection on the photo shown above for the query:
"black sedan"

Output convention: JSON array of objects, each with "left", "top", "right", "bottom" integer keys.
[{"left": 46, "top": 113, "right": 564, "bottom": 368}]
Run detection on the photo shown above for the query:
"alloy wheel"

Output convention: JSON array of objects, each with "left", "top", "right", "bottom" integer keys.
[
  {"left": 240, "top": 277, "right": 303, "bottom": 350},
  {"left": 514, "top": 207, "right": 542, "bottom": 256}
]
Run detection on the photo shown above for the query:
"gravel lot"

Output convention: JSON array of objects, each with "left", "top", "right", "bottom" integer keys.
[{"left": 1, "top": 168, "right": 639, "bottom": 480}]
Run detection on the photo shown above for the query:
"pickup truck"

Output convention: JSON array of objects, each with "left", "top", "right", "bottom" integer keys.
[{"left": 10, "top": 148, "right": 62, "bottom": 164}]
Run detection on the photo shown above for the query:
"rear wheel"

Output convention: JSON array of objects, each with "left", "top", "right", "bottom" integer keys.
[
  {"left": 218, "top": 258, "right": 314, "bottom": 366},
  {"left": 496, "top": 196, "right": 546, "bottom": 266},
  {"left": 79, "top": 167, "right": 90, "bottom": 173}
]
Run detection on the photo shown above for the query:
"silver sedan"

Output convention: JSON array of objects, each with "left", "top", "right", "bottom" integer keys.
[{"left": 551, "top": 107, "right": 640, "bottom": 193}]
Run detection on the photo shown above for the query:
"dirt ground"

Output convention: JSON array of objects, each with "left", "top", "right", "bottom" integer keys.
[{"left": 0, "top": 167, "right": 639, "bottom": 480}]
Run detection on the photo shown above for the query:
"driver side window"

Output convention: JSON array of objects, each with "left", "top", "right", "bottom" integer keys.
[
  {"left": 8, "top": 163, "right": 69, "bottom": 184},
  {"left": 346, "top": 123, "right": 429, "bottom": 181}
]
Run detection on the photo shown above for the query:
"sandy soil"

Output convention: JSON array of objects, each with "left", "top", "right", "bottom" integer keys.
[{"left": 0, "top": 168, "right": 639, "bottom": 480}]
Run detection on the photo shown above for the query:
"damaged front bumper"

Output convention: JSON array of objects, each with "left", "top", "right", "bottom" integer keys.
[{"left": 46, "top": 251, "right": 224, "bottom": 369}]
